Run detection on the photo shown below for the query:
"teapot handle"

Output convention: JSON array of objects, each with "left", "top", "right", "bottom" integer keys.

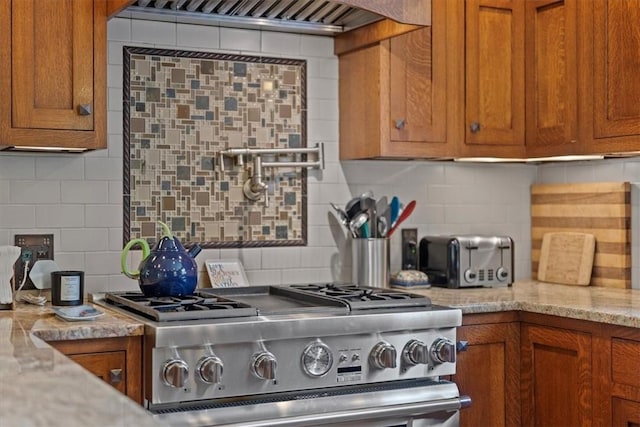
[{"left": 121, "top": 239, "right": 151, "bottom": 279}]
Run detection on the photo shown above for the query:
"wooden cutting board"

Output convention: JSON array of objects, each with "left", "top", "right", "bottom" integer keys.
[
  {"left": 531, "top": 182, "right": 631, "bottom": 288},
  {"left": 537, "top": 232, "right": 596, "bottom": 285}
]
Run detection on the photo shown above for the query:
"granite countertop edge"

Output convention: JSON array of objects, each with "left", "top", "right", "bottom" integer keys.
[{"left": 415, "top": 279, "right": 640, "bottom": 329}]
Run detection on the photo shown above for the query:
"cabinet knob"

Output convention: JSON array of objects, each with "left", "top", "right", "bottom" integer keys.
[
  {"left": 395, "top": 119, "right": 406, "bottom": 130},
  {"left": 77, "top": 104, "right": 92, "bottom": 116},
  {"left": 470, "top": 122, "right": 481, "bottom": 133},
  {"left": 109, "top": 368, "right": 122, "bottom": 384}
]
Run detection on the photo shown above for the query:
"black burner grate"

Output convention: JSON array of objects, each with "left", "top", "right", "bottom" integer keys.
[
  {"left": 104, "top": 291, "right": 258, "bottom": 321},
  {"left": 288, "top": 283, "right": 431, "bottom": 310}
]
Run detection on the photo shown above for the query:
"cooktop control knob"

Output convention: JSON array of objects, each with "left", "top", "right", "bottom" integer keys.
[
  {"left": 402, "top": 339, "right": 429, "bottom": 365},
  {"left": 464, "top": 269, "right": 477, "bottom": 283},
  {"left": 162, "top": 359, "right": 189, "bottom": 388},
  {"left": 430, "top": 338, "right": 456, "bottom": 365},
  {"left": 370, "top": 342, "right": 397, "bottom": 369},
  {"left": 496, "top": 267, "right": 509, "bottom": 281},
  {"left": 252, "top": 352, "right": 277, "bottom": 380},
  {"left": 197, "top": 355, "right": 223, "bottom": 384}
]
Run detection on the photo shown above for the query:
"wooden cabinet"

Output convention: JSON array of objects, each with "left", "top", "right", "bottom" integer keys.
[
  {"left": 462, "top": 0, "right": 525, "bottom": 155},
  {"left": 453, "top": 313, "right": 521, "bottom": 427},
  {"left": 524, "top": 0, "right": 579, "bottom": 157},
  {"left": 611, "top": 398, "right": 640, "bottom": 427},
  {"left": 49, "top": 336, "right": 142, "bottom": 404},
  {"left": 337, "top": 0, "right": 452, "bottom": 159},
  {"left": 0, "top": 0, "right": 107, "bottom": 150},
  {"left": 581, "top": 0, "right": 640, "bottom": 154}
]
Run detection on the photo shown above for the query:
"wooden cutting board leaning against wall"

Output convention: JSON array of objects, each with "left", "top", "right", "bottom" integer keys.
[{"left": 531, "top": 182, "right": 631, "bottom": 289}]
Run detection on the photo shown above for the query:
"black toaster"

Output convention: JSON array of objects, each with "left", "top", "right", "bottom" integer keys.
[{"left": 419, "top": 235, "right": 514, "bottom": 288}]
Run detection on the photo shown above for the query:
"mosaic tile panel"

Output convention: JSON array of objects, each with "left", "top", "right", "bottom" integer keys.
[{"left": 123, "top": 47, "right": 307, "bottom": 248}]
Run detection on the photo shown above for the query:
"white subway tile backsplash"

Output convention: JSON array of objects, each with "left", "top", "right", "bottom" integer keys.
[
  {"left": 34, "top": 157, "right": 84, "bottom": 181},
  {"left": 0, "top": 181, "right": 9, "bottom": 203},
  {"left": 10, "top": 180, "right": 60, "bottom": 204},
  {"left": 219, "top": 28, "right": 260, "bottom": 52},
  {"left": 84, "top": 251, "right": 125, "bottom": 274},
  {"left": 300, "top": 35, "right": 334, "bottom": 58},
  {"left": 282, "top": 268, "right": 334, "bottom": 285},
  {"left": 109, "top": 181, "right": 123, "bottom": 204},
  {"left": 60, "top": 229, "right": 110, "bottom": 252},
  {"left": 307, "top": 78, "right": 338, "bottom": 100},
  {"left": 84, "top": 157, "right": 122, "bottom": 181},
  {"left": 107, "top": 17, "right": 132, "bottom": 41},
  {"left": 108, "top": 64, "right": 123, "bottom": 88},
  {"left": 61, "top": 181, "right": 110, "bottom": 204},
  {"left": 108, "top": 87, "right": 123, "bottom": 112},
  {"left": 131, "top": 19, "right": 177, "bottom": 45},
  {"left": 177, "top": 24, "right": 220, "bottom": 49},
  {"left": 306, "top": 57, "right": 339, "bottom": 79},
  {"left": 261, "top": 32, "right": 301, "bottom": 55},
  {"left": 54, "top": 252, "right": 86, "bottom": 272},
  {"left": 246, "top": 269, "right": 282, "bottom": 286},
  {"left": 108, "top": 110, "right": 124, "bottom": 135},
  {"left": 0, "top": 205, "right": 36, "bottom": 228},
  {"left": 108, "top": 227, "right": 124, "bottom": 251},
  {"left": 0, "top": 156, "right": 36, "bottom": 180},
  {"left": 262, "top": 247, "right": 301, "bottom": 269},
  {"left": 300, "top": 247, "right": 335, "bottom": 268},
  {"left": 85, "top": 205, "right": 123, "bottom": 228},
  {"left": 36, "top": 205, "right": 84, "bottom": 228}
]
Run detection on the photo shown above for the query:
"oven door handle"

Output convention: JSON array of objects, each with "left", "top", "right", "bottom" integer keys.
[{"left": 214, "top": 395, "right": 472, "bottom": 427}]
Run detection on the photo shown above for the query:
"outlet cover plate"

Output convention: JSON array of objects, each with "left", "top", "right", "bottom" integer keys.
[{"left": 14, "top": 234, "right": 54, "bottom": 291}]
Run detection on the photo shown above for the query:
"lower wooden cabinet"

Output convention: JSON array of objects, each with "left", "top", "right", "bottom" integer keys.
[
  {"left": 49, "top": 336, "right": 142, "bottom": 404},
  {"left": 520, "top": 322, "right": 592, "bottom": 426},
  {"left": 453, "top": 312, "right": 520, "bottom": 427},
  {"left": 455, "top": 311, "right": 640, "bottom": 427}
]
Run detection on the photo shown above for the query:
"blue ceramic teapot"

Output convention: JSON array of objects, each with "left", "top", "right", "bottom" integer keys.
[{"left": 121, "top": 222, "right": 201, "bottom": 297}]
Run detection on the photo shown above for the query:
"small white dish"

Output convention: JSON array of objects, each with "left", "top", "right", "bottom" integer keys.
[{"left": 52, "top": 305, "right": 104, "bottom": 321}]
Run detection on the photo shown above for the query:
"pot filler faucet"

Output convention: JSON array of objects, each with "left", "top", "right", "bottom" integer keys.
[{"left": 218, "top": 143, "right": 325, "bottom": 207}]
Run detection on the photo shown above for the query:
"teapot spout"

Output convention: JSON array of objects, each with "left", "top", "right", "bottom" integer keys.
[{"left": 187, "top": 244, "right": 202, "bottom": 259}]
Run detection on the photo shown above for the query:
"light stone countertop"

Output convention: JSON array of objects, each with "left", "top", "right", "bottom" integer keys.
[
  {"left": 3, "top": 281, "right": 640, "bottom": 426},
  {"left": 0, "top": 302, "right": 164, "bottom": 427},
  {"left": 410, "top": 280, "right": 640, "bottom": 328}
]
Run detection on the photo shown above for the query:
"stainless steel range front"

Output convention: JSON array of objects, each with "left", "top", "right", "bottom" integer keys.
[{"left": 102, "top": 284, "right": 470, "bottom": 427}]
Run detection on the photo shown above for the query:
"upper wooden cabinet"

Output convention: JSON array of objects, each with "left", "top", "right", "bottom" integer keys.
[
  {"left": 0, "top": 0, "right": 107, "bottom": 151},
  {"left": 463, "top": 0, "right": 525, "bottom": 153},
  {"left": 524, "top": 0, "right": 579, "bottom": 157},
  {"left": 582, "top": 0, "right": 640, "bottom": 154},
  {"left": 337, "top": 0, "right": 452, "bottom": 159}
]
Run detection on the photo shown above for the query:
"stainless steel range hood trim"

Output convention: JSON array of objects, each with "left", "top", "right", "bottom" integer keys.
[{"left": 119, "top": 5, "right": 352, "bottom": 34}]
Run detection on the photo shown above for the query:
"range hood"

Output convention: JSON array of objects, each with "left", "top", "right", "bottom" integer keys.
[{"left": 117, "top": 0, "right": 430, "bottom": 35}]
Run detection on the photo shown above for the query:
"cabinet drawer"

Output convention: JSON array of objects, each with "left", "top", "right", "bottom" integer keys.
[{"left": 611, "top": 338, "right": 640, "bottom": 388}]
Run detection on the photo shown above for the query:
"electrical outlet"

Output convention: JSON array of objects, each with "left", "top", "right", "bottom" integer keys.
[
  {"left": 14, "top": 234, "right": 54, "bottom": 290},
  {"left": 401, "top": 228, "right": 418, "bottom": 270}
]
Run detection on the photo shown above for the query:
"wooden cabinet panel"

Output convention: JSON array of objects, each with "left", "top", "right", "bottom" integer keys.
[
  {"left": 521, "top": 324, "right": 592, "bottom": 427},
  {"left": 611, "top": 338, "right": 640, "bottom": 389},
  {"left": 612, "top": 398, "right": 640, "bottom": 427},
  {"left": 592, "top": 0, "right": 640, "bottom": 139},
  {"left": 0, "top": 0, "right": 106, "bottom": 150},
  {"left": 389, "top": 25, "right": 446, "bottom": 144},
  {"left": 12, "top": 0, "right": 94, "bottom": 131},
  {"left": 465, "top": 0, "right": 525, "bottom": 147},
  {"left": 67, "top": 351, "right": 127, "bottom": 395},
  {"left": 525, "top": 0, "right": 578, "bottom": 156},
  {"left": 338, "top": 0, "right": 450, "bottom": 159},
  {"left": 50, "top": 336, "right": 142, "bottom": 404},
  {"left": 454, "top": 321, "right": 521, "bottom": 427}
]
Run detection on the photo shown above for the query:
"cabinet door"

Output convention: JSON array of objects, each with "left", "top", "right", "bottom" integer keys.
[
  {"left": 454, "top": 322, "right": 521, "bottom": 427},
  {"left": 592, "top": 0, "right": 640, "bottom": 139},
  {"left": 12, "top": 0, "right": 94, "bottom": 131},
  {"left": 612, "top": 398, "right": 640, "bottom": 426},
  {"left": 525, "top": 0, "right": 578, "bottom": 156},
  {"left": 521, "top": 324, "right": 592, "bottom": 426},
  {"left": 49, "top": 336, "right": 142, "bottom": 404},
  {"left": 465, "top": 0, "right": 525, "bottom": 146},
  {"left": 389, "top": 25, "right": 446, "bottom": 145},
  {"left": 67, "top": 351, "right": 127, "bottom": 395}
]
